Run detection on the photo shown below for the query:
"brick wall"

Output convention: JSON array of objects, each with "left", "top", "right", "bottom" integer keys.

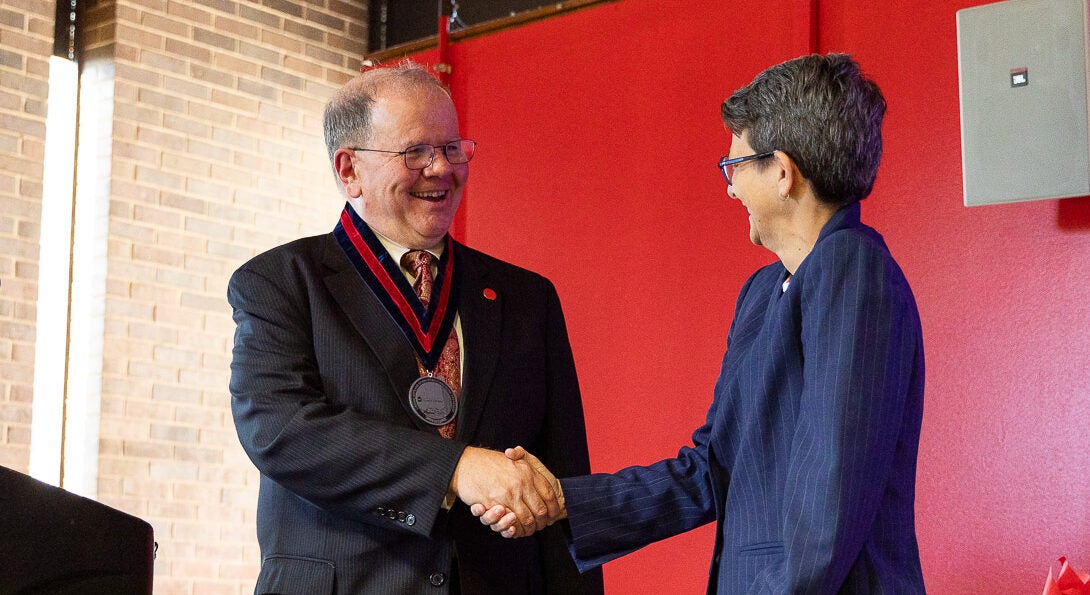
[
  {"left": 0, "top": 0, "right": 53, "bottom": 474},
  {"left": 1, "top": 0, "right": 369, "bottom": 592}
]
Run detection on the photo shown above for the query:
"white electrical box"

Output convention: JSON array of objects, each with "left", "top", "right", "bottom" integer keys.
[{"left": 956, "top": 0, "right": 1090, "bottom": 206}]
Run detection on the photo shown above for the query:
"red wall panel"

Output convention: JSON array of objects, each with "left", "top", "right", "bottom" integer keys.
[{"left": 412, "top": 0, "right": 1090, "bottom": 592}]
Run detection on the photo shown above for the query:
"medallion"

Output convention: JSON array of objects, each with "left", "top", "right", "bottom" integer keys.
[{"left": 408, "top": 375, "right": 457, "bottom": 426}]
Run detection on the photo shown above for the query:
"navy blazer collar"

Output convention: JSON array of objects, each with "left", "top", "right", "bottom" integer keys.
[{"left": 815, "top": 202, "right": 863, "bottom": 243}]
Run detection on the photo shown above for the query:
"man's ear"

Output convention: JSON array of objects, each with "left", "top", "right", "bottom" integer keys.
[{"left": 334, "top": 149, "right": 362, "bottom": 197}]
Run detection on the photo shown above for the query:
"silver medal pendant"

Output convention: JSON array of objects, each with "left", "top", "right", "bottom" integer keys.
[{"left": 408, "top": 374, "right": 457, "bottom": 426}]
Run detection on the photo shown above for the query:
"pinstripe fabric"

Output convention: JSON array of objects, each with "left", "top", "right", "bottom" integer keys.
[
  {"left": 562, "top": 204, "right": 925, "bottom": 594},
  {"left": 229, "top": 233, "right": 603, "bottom": 594}
]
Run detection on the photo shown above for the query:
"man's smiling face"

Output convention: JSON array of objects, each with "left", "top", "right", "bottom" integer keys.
[{"left": 347, "top": 83, "right": 466, "bottom": 250}]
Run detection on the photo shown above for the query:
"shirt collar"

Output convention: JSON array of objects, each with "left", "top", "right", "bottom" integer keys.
[{"left": 370, "top": 226, "right": 445, "bottom": 270}]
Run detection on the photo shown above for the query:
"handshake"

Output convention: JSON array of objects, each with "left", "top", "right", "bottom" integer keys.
[{"left": 450, "top": 445, "right": 564, "bottom": 539}]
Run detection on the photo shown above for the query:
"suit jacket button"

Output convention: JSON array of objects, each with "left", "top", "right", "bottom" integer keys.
[
  {"left": 386, "top": 509, "right": 397, "bottom": 520},
  {"left": 405, "top": 514, "right": 416, "bottom": 526},
  {"left": 397, "top": 511, "right": 406, "bottom": 522},
  {"left": 376, "top": 507, "right": 386, "bottom": 516},
  {"left": 429, "top": 572, "right": 446, "bottom": 586}
]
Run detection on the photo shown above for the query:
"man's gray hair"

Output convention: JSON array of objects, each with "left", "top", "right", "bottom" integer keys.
[{"left": 322, "top": 61, "right": 450, "bottom": 166}]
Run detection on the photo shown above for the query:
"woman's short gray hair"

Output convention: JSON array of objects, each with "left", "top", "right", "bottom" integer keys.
[{"left": 721, "top": 53, "right": 886, "bottom": 206}]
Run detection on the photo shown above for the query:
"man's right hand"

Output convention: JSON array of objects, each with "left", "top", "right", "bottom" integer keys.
[
  {"left": 449, "top": 446, "right": 560, "bottom": 537},
  {"left": 468, "top": 446, "right": 566, "bottom": 538}
]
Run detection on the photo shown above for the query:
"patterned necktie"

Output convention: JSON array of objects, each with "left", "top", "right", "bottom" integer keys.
[{"left": 401, "top": 250, "right": 460, "bottom": 439}]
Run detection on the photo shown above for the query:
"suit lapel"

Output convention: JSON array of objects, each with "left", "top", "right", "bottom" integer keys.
[
  {"left": 452, "top": 244, "right": 501, "bottom": 442},
  {"left": 319, "top": 235, "right": 431, "bottom": 432}
]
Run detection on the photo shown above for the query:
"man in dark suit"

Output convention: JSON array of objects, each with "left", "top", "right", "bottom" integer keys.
[
  {"left": 477, "top": 53, "right": 926, "bottom": 593},
  {"left": 229, "top": 62, "right": 603, "bottom": 594}
]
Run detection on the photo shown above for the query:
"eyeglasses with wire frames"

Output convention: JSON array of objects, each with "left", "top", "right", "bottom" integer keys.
[
  {"left": 349, "top": 139, "right": 477, "bottom": 170},
  {"left": 717, "top": 151, "right": 776, "bottom": 186}
]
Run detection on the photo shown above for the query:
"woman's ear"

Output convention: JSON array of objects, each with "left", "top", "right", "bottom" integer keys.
[{"left": 774, "top": 150, "right": 798, "bottom": 199}]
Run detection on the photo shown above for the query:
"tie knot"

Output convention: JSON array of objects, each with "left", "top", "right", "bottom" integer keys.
[
  {"left": 401, "top": 250, "right": 435, "bottom": 305},
  {"left": 400, "top": 250, "right": 434, "bottom": 276}
]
